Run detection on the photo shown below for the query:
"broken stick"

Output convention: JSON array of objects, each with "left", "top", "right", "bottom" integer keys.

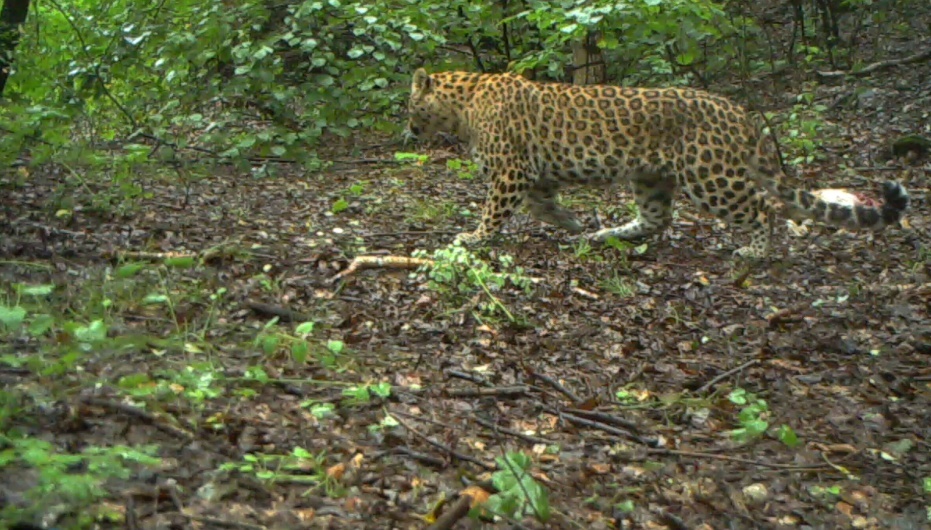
[{"left": 331, "top": 254, "right": 601, "bottom": 300}]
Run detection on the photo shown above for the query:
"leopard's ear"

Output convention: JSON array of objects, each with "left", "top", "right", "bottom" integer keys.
[{"left": 412, "top": 68, "right": 433, "bottom": 94}]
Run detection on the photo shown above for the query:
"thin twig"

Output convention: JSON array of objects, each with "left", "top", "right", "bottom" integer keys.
[
  {"left": 446, "top": 385, "right": 529, "bottom": 398},
  {"left": 125, "top": 496, "right": 139, "bottom": 530},
  {"left": 361, "top": 230, "right": 460, "bottom": 238},
  {"left": 376, "top": 446, "right": 447, "bottom": 468},
  {"left": 528, "top": 372, "right": 582, "bottom": 403},
  {"left": 445, "top": 370, "right": 489, "bottom": 385},
  {"left": 472, "top": 416, "right": 552, "bottom": 445},
  {"left": 696, "top": 359, "right": 760, "bottom": 394},
  {"left": 80, "top": 397, "right": 195, "bottom": 443},
  {"left": 244, "top": 302, "right": 312, "bottom": 323},
  {"left": 648, "top": 447, "right": 833, "bottom": 471},
  {"left": 545, "top": 406, "right": 655, "bottom": 446},
  {"left": 817, "top": 47, "right": 931, "bottom": 78},
  {"left": 390, "top": 410, "right": 494, "bottom": 470},
  {"left": 562, "top": 408, "right": 641, "bottom": 432}
]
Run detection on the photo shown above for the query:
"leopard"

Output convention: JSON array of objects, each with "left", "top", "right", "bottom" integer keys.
[{"left": 405, "top": 68, "right": 909, "bottom": 258}]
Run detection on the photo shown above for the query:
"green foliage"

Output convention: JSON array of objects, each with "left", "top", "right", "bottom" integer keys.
[
  {"left": 342, "top": 381, "right": 392, "bottom": 406},
  {"left": 254, "top": 318, "right": 352, "bottom": 368},
  {"left": 600, "top": 272, "right": 636, "bottom": 298},
  {"left": 511, "top": 0, "right": 740, "bottom": 82},
  {"left": 727, "top": 388, "right": 769, "bottom": 443},
  {"left": 412, "top": 243, "right": 532, "bottom": 322},
  {"left": 0, "top": 434, "right": 160, "bottom": 525},
  {"left": 767, "top": 91, "right": 831, "bottom": 166},
  {"left": 332, "top": 198, "right": 350, "bottom": 214},
  {"left": 776, "top": 424, "right": 801, "bottom": 448},
  {"left": 471, "top": 452, "right": 550, "bottom": 523},
  {"left": 407, "top": 199, "right": 458, "bottom": 223},
  {"left": 727, "top": 388, "right": 799, "bottom": 447},
  {"left": 0, "top": 0, "right": 751, "bottom": 172},
  {"left": 220, "top": 446, "right": 346, "bottom": 497},
  {"left": 1, "top": 0, "right": 455, "bottom": 167},
  {"left": 446, "top": 158, "right": 479, "bottom": 180},
  {"left": 394, "top": 151, "right": 430, "bottom": 164}
]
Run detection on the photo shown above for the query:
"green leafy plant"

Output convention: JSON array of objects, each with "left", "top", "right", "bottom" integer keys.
[
  {"left": 332, "top": 198, "right": 350, "bottom": 214},
  {"left": 0, "top": 435, "right": 160, "bottom": 525},
  {"left": 341, "top": 382, "right": 392, "bottom": 406},
  {"left": 511, "top": 0, "right": 739, "bottom": 83},
  {"left": 776, "top": 424, "right": 801, "bottom": 448},
  {"left": 412, "top": 243, "right": 533, "bottom": 322},
  {"left": 727, "top": 388, "right": 770, "bottom": 443},
  {"left": 446, "top": 158, "right": 479, "bottom": 180},
  {"left": 767, "top": 91, "right": 831, "bottom": 166},
  {"left": 252, "top": 318, "right": 355, "bottom": 369},
  {"left": 407, "top": 199, "right": 458, "bottom": 223},
  {"left": 472, "top": 452, "right": 550, "bottom": 523},
  {"left": 394, "top": 152, "right": 430, "bottom": 165},
  {"left": 573, "top": 238, "right": 595, "bottom": 260},
  {"left": 600, "top": 272, "right": 636, "bottom": 297},
  {"left": 726, "top": 388, "right": 801, "bottom": 447},
  {"left": 220, "top": 446, "right": 346, "bottom": 497}
]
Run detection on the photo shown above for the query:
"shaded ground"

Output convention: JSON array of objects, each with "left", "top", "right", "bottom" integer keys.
[{"left": 3, "top": 25, "right": 931, "bottom": 530}]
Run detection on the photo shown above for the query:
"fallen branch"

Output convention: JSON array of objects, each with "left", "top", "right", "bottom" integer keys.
[
  {"left": 19, "top": 221, "right": 94, "bottom": 240},
  {"left": 446, "top": 385, "right": 529, "bottom": 398},
  {"left": 472, "top": 416, "right": 552, "bottom": 445},
  {"left": 696, "top": 359, "right": 760, "bottom": 394},
  {"left": 390, "top": 410, "right": 495, "bottom": 470},
  {"left": 375, "top": 447, "right": 447, "bottom": 468},
  {"left": 244, "top": 301, "right": 312, "bottom": 323},
  {"left": 331, "top": 254, "right": 601, "bottom": 299},
  {"left": 330, "top": 255, "right": 433, "bottom": 283},
  {"left": 562, "top": 407, "right": 641, "bottom": 432},
  {"left": 647, "top": 447, "right": 833, "bottom": 471},
  {"left": 360, "top": 230, "right": 460, "bottom": 238},
  {"left": 544, "top": 406, "right": 655, "bottom": 446},
  {"left": 817, "top": 47, "right": 931, "bottom": 78},
  {"left": 331, "top": 157, "right": 404, "bottom": 165},
  {"left": 105, "top": 250, "right": 196, "bottom": 262},
  {"left": 426, "top": 491, "right": 478, "bottom": 530},
  {"left": 445, "top": 369, "right": 489, "bottom": 385},
  {"left": 528, "top": 371, "right": 582, "bottom": 403},
  {"left": 80, "top": 397, "right": 196, "bottom": 443},
  {"left": 654, "top": 509, "right": 690, "bottom": 530}
]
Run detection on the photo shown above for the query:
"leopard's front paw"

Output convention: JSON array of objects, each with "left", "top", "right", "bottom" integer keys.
[
  {"left": 732, "top": 246, "right": 767, "bottom": 260},
  {"left": 453, "top": 231, "right": 483, "bottom": 246}
]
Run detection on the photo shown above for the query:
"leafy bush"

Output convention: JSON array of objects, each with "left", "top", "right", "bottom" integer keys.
[
  {"left": 412, "top": 243, "right": 533, "bottom": 321},
  {"left": 1, "top": 0, "right": 745, "bottom": 168}
]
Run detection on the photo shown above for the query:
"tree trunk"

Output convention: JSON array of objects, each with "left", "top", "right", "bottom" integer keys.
[
  {"left": 571, "top": 31, "right": 605, "bottom": 85},
  {"left": 0, "top": 0, "right": 30, "bottom": 98}
]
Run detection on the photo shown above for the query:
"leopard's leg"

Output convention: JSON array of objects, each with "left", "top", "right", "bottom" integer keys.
[
  {"left": 590, "top": 171, "right": 677, "bottom": 242},
  {"left": 730, "top": 196, "right": 773, "bottom": 259},
  {"left": 454, "top": 166, "right": 530, "bottom": 245},
  {"left": 682, "top": 174, "right": 772, "bottom": 259},
  {"left": 526, "top": 177, "right": 584, "bottom": 234}
]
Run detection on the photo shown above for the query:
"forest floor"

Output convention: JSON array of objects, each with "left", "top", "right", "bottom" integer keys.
[{"left": 3, "top": 21, "right": 931, "bottom": 530}]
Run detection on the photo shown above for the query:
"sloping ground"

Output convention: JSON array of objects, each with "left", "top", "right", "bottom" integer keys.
[
  {"left": 3, "top": 37, "right": 931, "bottom": 530},
  {"left": 2, "top": 132, "right": 929, "bottom": 529}
]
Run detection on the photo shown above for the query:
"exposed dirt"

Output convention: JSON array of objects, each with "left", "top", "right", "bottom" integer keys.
[{"left": 3, "top": 19, "right": 931, "bottom": 530}]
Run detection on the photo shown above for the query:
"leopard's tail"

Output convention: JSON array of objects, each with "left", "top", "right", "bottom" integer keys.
[
  {"left": 768, "top": 180, "right": 909, "bottom": 231},
  {"left": 746, "top": 113, "right": 908, "bottom": 231}
]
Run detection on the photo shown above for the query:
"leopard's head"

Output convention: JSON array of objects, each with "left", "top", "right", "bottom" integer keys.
[{"left": 406, "top": 68, "right": 460, "bottom": 140}]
